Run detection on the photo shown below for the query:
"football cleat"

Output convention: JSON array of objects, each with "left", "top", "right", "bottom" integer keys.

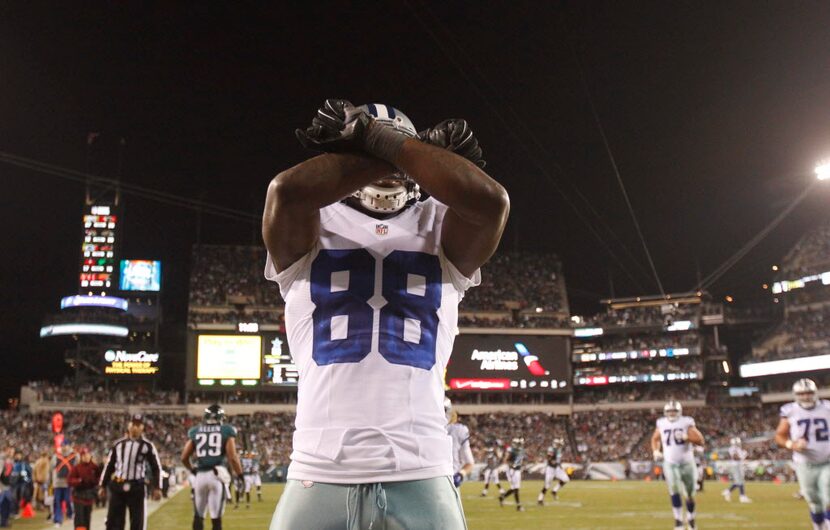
[
  {"left": 739, "top": 495, "right": 752, "bottom": 503},
  {"left": 721, "top": 488, "right": 731, "bottom": 502}
]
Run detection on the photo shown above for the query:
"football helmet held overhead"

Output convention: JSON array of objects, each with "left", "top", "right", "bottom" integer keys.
[
  {"left": 793, "top": 378, "right": 818, "bottom": 409},
  {"left": 204, "top": 403, "right": 225, "bottom": 424},
  {"left": 664, "top": 400, "right": 682, "bottom": 422},
  {"left": 348, "top": 103, "right": 421, "bottom": 214}
]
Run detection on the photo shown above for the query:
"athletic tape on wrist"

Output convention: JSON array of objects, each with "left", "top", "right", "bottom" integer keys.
[{"left": 363, "top": 121, "right": 408, "bottom": 164}]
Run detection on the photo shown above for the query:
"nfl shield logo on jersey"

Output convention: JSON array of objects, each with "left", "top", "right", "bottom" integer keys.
[{"left": 375, "top": 223, "right": 389, "bottom": 236}]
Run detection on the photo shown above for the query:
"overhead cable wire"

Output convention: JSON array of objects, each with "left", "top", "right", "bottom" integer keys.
[
  {"left": 0, "top": 151, "right": 259, "bottom": 224},
  {"left": 695, "top": 181, "right": 817, "bottom": 291},
  {"left": 404, "top": 0, "right": 648, "bottom": 293},
  {"left": 569, "top": 46, "right": 666, "bottom": 297}
]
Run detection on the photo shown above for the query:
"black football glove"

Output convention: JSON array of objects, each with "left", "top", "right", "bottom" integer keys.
[
  {"left": 296, "top": 99, "right": 410, "bottom": 164},
  {"left": 417, "top": 119, "right": 486, "bottom": 168},
  {"left": 295, "top": 99, "right": 368, "bottom": 152}
]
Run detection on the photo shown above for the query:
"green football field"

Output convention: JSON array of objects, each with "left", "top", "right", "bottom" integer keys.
[{"left": 141, "top": 480, "right": 805, "bottom": 530}]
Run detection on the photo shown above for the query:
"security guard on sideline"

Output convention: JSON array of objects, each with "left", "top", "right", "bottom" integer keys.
[{"left": 98, "top": 414, "right": 162, "bottom": 530}]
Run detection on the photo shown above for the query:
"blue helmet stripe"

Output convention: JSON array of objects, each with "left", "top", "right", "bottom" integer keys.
[
  {"left": 387, "top": 106, "right": 396, "bottom": 118},
  {"left": 367, "top": 103, "right": 378, "bottom": 117}
]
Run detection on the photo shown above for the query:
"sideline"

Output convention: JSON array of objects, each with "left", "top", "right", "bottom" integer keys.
[{"left": 30, "top": 487, "right": 185, "bottom": 530}]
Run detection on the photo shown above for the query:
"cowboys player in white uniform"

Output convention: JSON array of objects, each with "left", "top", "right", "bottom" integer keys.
[
  {"left": 721, "top": 437, "right": 751, "bottom": 503},
  {"left": 480, "top": 439, "right": 505, "bottom": 497},
  {"left": 263, "top": 99, "right": 509, "bottom": 529},
  {"left": 776, "top": 378, "right": 830, "bottom": 530},
  {"left": 651, "top": 400, "right": 705, "bottom": 530},
  {"left": 444, "top": 398, "right": 474, "bottom": 488},
  {"left": 538, "top": 437, "right": 569, "bottom": 505}
]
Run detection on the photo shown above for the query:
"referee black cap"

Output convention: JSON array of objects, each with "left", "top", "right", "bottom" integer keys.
[{"left": 130, "top": 413, "right": 144, "bottom": 424}]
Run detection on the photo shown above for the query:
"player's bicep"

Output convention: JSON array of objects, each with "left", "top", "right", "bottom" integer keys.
[
  {"left": 441, "top": 205, "right": 508, "bottom": 278},
  {"left": 262, "top": 176, "right": 321, "bottom": 273}
]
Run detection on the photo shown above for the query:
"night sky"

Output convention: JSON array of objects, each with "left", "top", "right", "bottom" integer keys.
[{"left": 2, "top": 2, "right": 830, "bottom": 401}]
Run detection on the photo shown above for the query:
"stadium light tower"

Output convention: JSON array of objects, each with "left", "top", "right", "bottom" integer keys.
[{"left": 816, "top": 161, "right": 830, "bottom": 181}]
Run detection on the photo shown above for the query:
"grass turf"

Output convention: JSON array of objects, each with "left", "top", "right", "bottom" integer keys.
[
  {"left": 15, "top": 480, "right": 805, "bottom": 529},
  {"left": 148, "top": 480, "right": 804, "bottom": 529}
]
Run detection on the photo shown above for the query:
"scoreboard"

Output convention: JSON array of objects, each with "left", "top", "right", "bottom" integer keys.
[
  {"left": 446, "top": 334, "right": 571, "bottom": 393},
  {"left": 80, "top": 204, "right": 118, "bottom": 292}
]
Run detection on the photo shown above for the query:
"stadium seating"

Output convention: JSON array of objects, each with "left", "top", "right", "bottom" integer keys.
[{"left": 188, "top": 246, "right": 571, "bottom": 327}]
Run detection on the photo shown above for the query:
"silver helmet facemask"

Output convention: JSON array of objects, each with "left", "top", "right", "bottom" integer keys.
[{"left": 350, "top": 104, "right": 420, "bottom": 214}]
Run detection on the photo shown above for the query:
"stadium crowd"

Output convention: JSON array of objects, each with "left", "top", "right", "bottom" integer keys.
[
  {"left": 27, "top": 381, "right": 181, "bottom": 405},
  {"left": 573, "top": 382, "right": 706, "bottom": 404},
  {"left": 751, "top": 300, "right": 830, "bottom": 362},
  {"left": 779, "top": 220, "right": 830, "bottom": 277},
  {"left": 578, "top": 303, "right": 700, "bottom": 329},
  {"left": 573, "top": 357, "right": 704, "bottom": 381},
  {"left": 188, "top": 245, "right": 282, "bottom": 308},
  {"left": 188, "top": 247, "right": 571, "bottom": 326},
  {"left": 459, "top": 251, "right": 568, "bottom": 313}
]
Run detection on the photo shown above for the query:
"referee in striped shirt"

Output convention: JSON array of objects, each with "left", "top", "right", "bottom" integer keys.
[{"left": 98, "top": 414, "right": 162, "bottom": 530}]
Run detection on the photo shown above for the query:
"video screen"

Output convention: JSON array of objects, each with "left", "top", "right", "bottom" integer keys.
[
  {"left": 446, "top": 335, "right": 571, "bottom": 393},
  {"left": 196, "top": 335, "right": 262, "bottom": 380},
  {"left": 119, "top": 260, "right": 162, "bottom": 291}
]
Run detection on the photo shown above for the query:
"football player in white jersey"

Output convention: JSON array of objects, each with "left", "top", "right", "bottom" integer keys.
[
  {"left": 721, "top": 437, "right": 751, "bottom": 503},
  {"left": 263, "top": 99, "right": 509, "bottom": 529},
  {"left": 444, "top": 398, "right": 474, "bottom": 488},
  {"left": 538, "top": 437, "right": 569, "bottom": 505},
  {"left": 651, "top": 400, "right": 705, "bottom": 530},
  {"left": 776, "top": 378, "right": 830, "bottom": 530}
]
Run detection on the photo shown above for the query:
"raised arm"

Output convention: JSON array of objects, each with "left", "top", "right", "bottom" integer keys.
[
  {"left": 262, "top": 153, "right": 395, "bottom": 272},
  {"left": 394, "top": 139, "right": 509, "bottom": 277}
]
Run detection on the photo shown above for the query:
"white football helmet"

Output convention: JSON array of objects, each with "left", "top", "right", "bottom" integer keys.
[
  {"left": 730, "top": 437, "right": 741, "bottom": 446},
  {"left": 664, "top": 400, "right": 682, "bottom": 422},
  {"left": 793, "top": 378, "right": 818, "bottom": 409},
  {"left": 349, "top": 103, "right": 421, "bottom": 214},
  {"left": 553, "top": 437, "right": 565, "bottom": 448},
  {"left": 512, "top": 437, "right": 524, "bottom": 446}
]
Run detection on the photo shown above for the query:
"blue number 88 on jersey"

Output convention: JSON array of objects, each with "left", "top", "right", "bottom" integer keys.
[{"left": 310, "top": 249, "right": 442, "bottom": 370}]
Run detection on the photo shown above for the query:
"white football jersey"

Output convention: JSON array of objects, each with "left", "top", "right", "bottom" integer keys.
[
  {"left": 728, "top": 445, "right": 747, "bottom": 461},
  {"left": 447, "top": 422, "right": 474, "bottom": 474},
  {"left": 780, "top": 400, "right": 830, "bottom": 465},
  {"left": 265, "top": 198, "right": 480, "bottom": 483},
  {"left": 656, "top": 415, "right": 696, "bottom": 465}
]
